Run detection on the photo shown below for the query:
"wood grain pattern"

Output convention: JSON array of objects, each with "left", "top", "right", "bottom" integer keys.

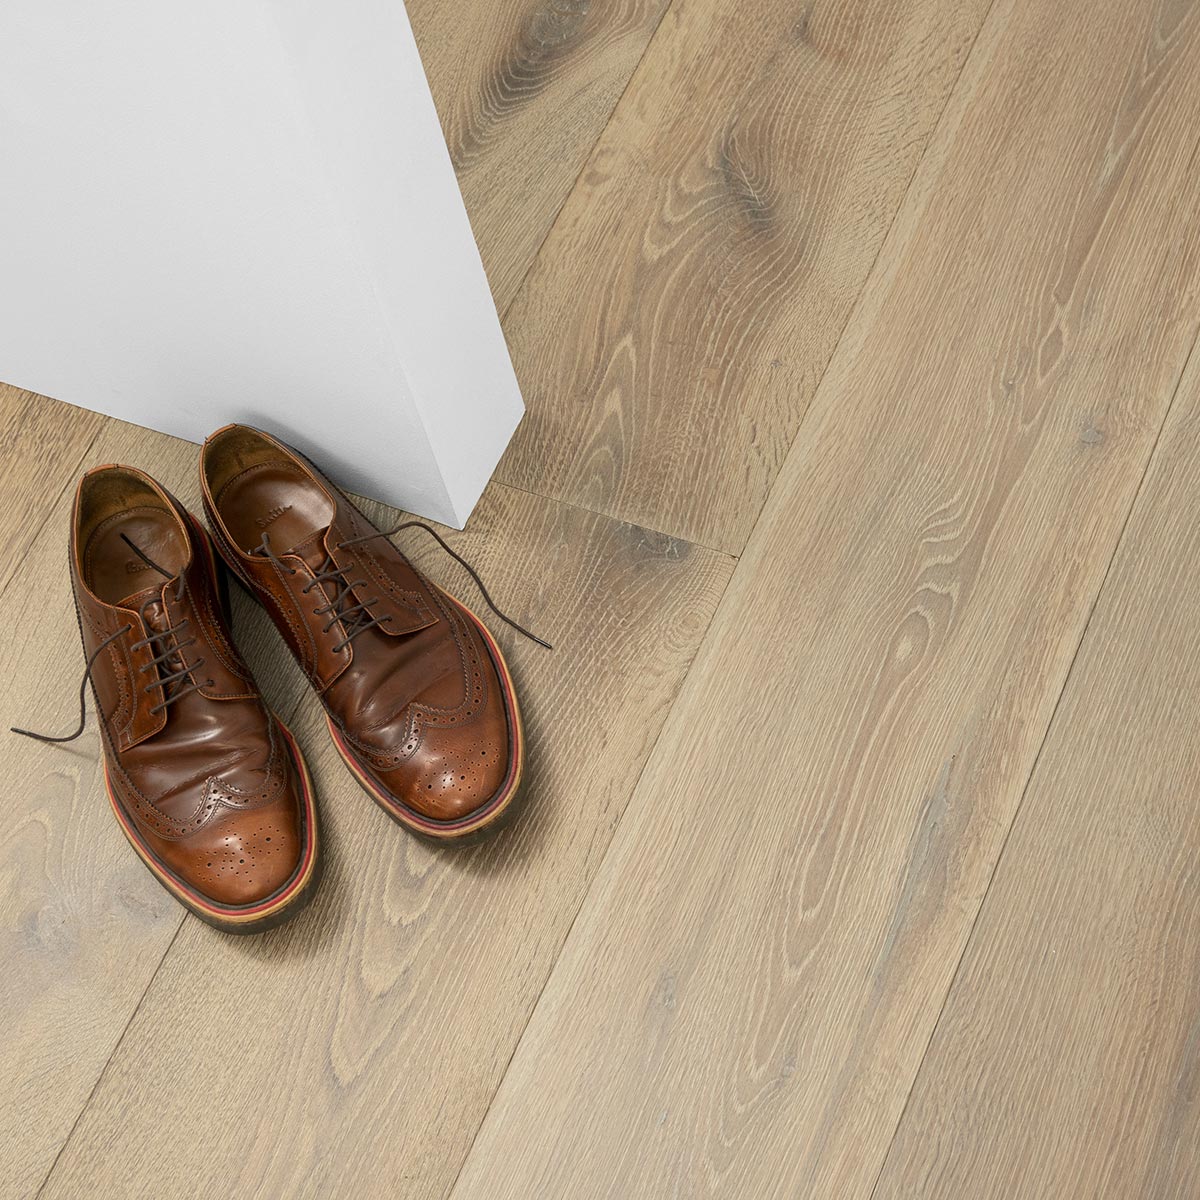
[
  {"left": 37, "top": 474, "right": 733, "bottom": 1198},
  {"left": 0, "top": 385, "right": 105, "bottom": 596},
  {"left": 0, "top": 411, "right": 304, "bottom": 1200},
  {"left": 873, "top": 351, "right": 1200, "bottom": 1199},
  {"left": 452, "top": 0, "right": 1200, "bottom": 1194},
  {"left": 496, "top": 0, "right": 992, "bottom": 554},
  {"left": 0, "top": 417, "right": 128, "bottom": 1200},
  {"left": 407, "top": 0, "right": 672, "bottom": 310}
]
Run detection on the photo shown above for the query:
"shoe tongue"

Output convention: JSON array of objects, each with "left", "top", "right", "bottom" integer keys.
[
  {"left": 288, "top": 528, "right": 333, "bottom": 572},
  {"left": 119, "top": 583, "right": 167, "bottom": 624},
  {"left": 119, "top": 583, "right": 187, "bottom": 691}
]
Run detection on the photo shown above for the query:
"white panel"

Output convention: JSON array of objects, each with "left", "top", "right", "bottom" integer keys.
[{"left": 0, "top": 1, "right": 522, "bottom": 526}]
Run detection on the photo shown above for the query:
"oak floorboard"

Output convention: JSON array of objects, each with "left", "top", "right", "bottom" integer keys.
[
  {"left": 452, "top": 0, "right": 1200, "bottom": 1194},
  {"left": 36, "top": 459, "right": 733, "bottom": 1198},
  {"left": 496, "top": 0, "right": 993, "bottom": 554},
  {"left": 873, "top": 349, "right": 1200, "bottom": 1199},
  {"left": 407, "top": 0, "right": 673, "bottom": 311}
]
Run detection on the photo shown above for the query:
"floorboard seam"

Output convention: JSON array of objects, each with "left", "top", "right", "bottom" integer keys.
[
  {"left": 34, "top": 914, "right": 189, "bottom": 1198},
  {"left": 441, "top": 537, "right": 739, "bottom": 1200},
  {"left": 487, "top": 0, "right": 686, "bottom": 526},
  {"left": 866, "top": 321, "right": 1200, "bottom": 1200},
  {"left": 491, "top": 1, "right": 681, "bottom": 334},
  {"left": 492, "top": 478, "right": 737, "bottom": 559},
  {"left": 718, "top": 0, "right": 1009, "bottom": 565}
]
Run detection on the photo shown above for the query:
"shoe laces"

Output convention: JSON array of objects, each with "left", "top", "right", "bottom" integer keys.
[
  {"left": 253, "top": 520, "right": 552, "bottom": 652},
  {"left": 11, "top": 535, "right": 214, "bottom": 744}
]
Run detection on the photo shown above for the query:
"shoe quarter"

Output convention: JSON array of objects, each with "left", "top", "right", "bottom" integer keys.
[{"left": 73, "top": 584, "right": 168, "bottom": 751}]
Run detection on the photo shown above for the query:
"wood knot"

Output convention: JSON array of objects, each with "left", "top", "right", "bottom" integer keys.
[
  {"left": 527, "top": 0, "right": 590, "bottom": 52},
  {"left": 719, "top": 133, "right": 778, "bottom": 234}
]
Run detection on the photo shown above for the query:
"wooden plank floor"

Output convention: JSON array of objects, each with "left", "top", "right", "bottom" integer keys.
[
  {"left": 406, "top": 0, "right": 674, "bottom": 310},
  {"left": 3, "top": 0, "right": 1200, "bottom": 1196},
  {"left": 451, "top": 0, "right": 1200, "bottom": 1193},
  {"left": 873, "top": 312, "right": 1200, "bottom": 1200},
  {"left": 495, "top": 0, "right": 993, "bottom": 554}
]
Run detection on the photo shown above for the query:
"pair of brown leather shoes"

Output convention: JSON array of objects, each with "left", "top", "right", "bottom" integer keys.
[{"left": 18, "top": 425, "right": 531, "bottom": 933}]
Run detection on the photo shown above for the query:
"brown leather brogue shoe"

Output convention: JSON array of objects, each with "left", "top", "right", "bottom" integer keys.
[
  {"left": 14, "top": 465, "right": 319, "bottom": 932},
  {"left": 199, "top": 425, "right": 528, "bottom": 840}
]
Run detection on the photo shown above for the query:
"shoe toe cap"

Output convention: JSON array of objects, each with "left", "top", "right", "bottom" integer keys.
[
  {"left": 182, "top": 775, "right": 309, "bottom": 909},
  {"left": 376, "top": 727, "right": 513, "bottom": 823}
]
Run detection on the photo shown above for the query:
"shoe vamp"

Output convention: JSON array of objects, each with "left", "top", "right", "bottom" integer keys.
[
  {"left": 116, "top": 693, "right": 277, "bottom": 822},
  {"left": 324, "top": 619, "right": 469, "bottom": 749}
]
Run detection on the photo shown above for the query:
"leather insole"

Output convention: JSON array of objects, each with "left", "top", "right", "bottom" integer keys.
[
  {"left": 215, "top": 461, "right": 335, "bottom": 555},
  {"left": 84, "top": 507, "right": 187, "bottom": 606}
]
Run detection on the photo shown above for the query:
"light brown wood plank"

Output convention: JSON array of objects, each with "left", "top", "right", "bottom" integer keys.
[
  {"left": 452, "top": 0, "right": 1200, "bottom": 1193},
  {"left": 0, "top": 386, "right": 106, "bottom": 597},
  {"left": 408, "top": 0, "right": 673, "bottom": 311},
  {"left": 496, "top": 0, "right": 993, "bottom": 554},
  {"left": 873, "top": 350, "right": 1200, "bottom": 1199},
  {"left": 38, "top": 478, "right": 733, "bottom": 1197},
  {"left": 0, "top": 410, "right": 304, "bottom": 1200}
]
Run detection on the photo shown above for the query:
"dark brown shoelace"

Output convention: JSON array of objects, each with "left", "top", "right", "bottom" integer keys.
[
  {"left": 11, "top": 535, "right": 213, "bottom": 744},
  {"left": 253, "top": 520, "right": 552, "bottom": 651}
]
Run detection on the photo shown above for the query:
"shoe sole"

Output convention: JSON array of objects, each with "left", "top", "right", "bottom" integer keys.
[
  {"left": 104, "top": 718, "right": 321, "bottom": 934},
  {"left": 326, "top": 586, "right": 525, "bottom": 842}
]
